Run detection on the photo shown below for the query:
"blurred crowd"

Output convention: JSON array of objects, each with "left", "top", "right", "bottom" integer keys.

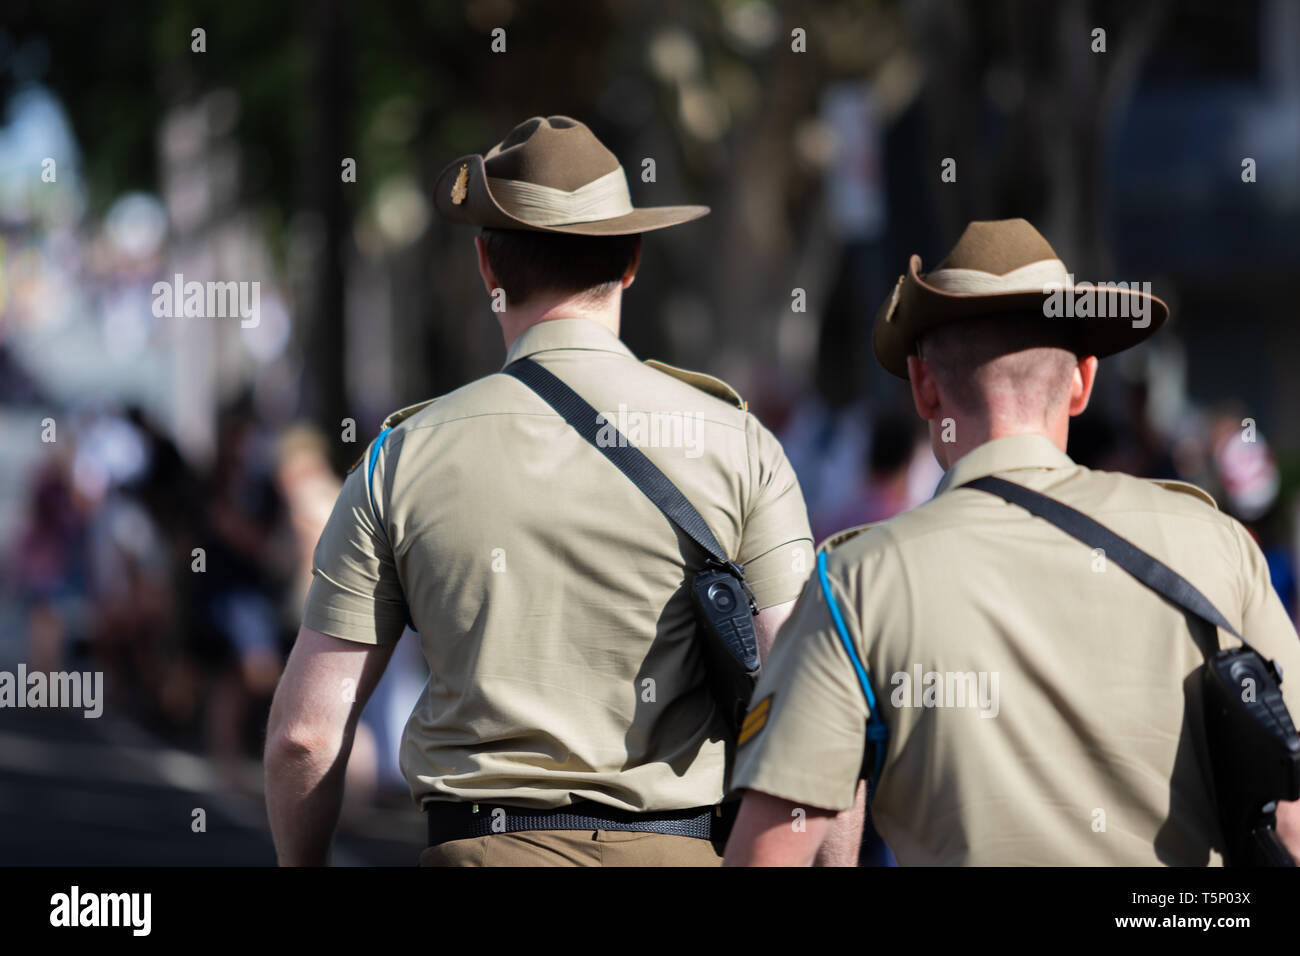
[{"left": 5, "top": 397, "right": 423, "bottom": 808}]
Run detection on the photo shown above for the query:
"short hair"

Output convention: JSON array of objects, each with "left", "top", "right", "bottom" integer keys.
[
  {"left": 916, "top": 313, "right": 1079, "bottom": 422},
  {"left": 480, "top": 228, "right": 641, "bottom": 306}
]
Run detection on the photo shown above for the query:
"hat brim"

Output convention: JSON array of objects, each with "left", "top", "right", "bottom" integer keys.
[
  {"left": 433, "top": 154, "right": 709, "bottom": 236},
  {"left": 873, "top": 254, "right": 1170, "bottom": 379}
]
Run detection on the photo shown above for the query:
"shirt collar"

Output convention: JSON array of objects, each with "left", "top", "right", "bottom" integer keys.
[
  {"left": 935, "top": 433, "right": 1076, "bottom": 495},
  {"left": 503, "top": 318, "right": 638, "bottom": 366}
]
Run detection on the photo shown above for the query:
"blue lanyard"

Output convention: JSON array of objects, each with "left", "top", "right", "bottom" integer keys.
[{"left": 815, "top": 550, "right": 889, "bottom": 796}]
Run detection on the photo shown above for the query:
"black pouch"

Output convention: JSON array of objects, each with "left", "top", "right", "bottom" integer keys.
[
  {"left": 1202, "top": 647, "right": 1300, "bottom": 866},
  {"left": 691, "top": 560, "right": 761, "bottom": 737}
]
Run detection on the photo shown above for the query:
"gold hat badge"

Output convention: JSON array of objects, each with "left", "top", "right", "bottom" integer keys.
[
  {"left": 450, "top": 164, "right": 469, "bottom": 205},
  {"left": 883, "top": 275, "right": 904, "bottom": 322}
]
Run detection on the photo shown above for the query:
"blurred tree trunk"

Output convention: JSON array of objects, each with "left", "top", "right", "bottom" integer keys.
[
  {"left": 914, "top": 0, "right": 1167, "bottom": 277},
  {"left": 301, "top": 0, "right": 352, "bottom": 471}
]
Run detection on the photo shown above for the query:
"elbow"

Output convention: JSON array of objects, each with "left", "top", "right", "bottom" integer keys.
[{"left": 264, "top": 724, "right": 338, "bottom": 770}]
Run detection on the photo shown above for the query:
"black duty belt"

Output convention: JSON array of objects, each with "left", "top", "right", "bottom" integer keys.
[{"left": 424, "top": 799, "right": 737, "bottom": 847}]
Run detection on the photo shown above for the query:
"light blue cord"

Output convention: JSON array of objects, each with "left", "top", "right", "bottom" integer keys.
[
  {"left": 365, "top": 426, "right": 416, "bottom": 632},
  {"left": 816, "top": 550, "right": 888, "bottom": 791},
  {"left": 366, "top": 426, "right": 393, "bottom": 533}
]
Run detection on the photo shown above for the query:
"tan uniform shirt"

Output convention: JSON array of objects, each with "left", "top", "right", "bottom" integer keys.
[
  {"left": 304, "top": 318, "right": 813, "bottom": 811},
  {"left": 731, "top": 433, "right": 1300, "bottom": 865}
]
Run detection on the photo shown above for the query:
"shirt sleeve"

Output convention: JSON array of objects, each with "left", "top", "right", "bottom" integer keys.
[
  {"left": 301, "top": 433, "right": 409, "bottom": 645},
  {"left": 1232, "top": 518, "right": 1300, "bottom": 717},
  {"left": 728, "top": 560, "right": 870, "bottom": 811},
  {"left": 737, "top": 415, "right": 814, "bottom": 609}
]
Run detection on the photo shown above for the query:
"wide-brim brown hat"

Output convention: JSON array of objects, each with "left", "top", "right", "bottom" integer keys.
[
  {"left": 872, "top": 218, "right": 1169, "bottom": 379},
  {"left": 433, "top": 115, "right": 708, "bottom": 236}
]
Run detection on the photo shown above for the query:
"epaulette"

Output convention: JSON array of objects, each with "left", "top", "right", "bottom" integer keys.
[
  {"left": 1147, "top": 478, "right": 1218, "bottom": 510},
  {"left": 347, "top": 397, "right": 442, "bottom": 474},
  {"left": 644, "top": 359, "right": 747, "bottom": 411},
  {"left": 382, "top": 396, "right": 441, "bottom": 430},
  {"left": 817, "top": 521, "right": 885, "bottom": 555}
]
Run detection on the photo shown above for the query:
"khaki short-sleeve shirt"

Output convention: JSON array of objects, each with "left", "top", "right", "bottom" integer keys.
[
  {"left": 731, "top": 433, "right": 1300, "bottom": 865},
  {"left": 303, "top": 318, "right": 813, "bottom": 810}
]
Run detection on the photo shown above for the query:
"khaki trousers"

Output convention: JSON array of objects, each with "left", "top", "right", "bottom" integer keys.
[{"left": 419, "top": 828, "right": 725, "bottom": 866}]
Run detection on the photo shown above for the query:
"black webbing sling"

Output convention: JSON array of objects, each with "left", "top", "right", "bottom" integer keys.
[
  {"left": 961, "top": 474, "right": 1244, "bottom": 642},
  {"left": 503, "top": 356, "right": 745, "bottom": 581}
]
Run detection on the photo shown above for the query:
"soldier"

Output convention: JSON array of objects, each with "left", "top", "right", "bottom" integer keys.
[
  {"left": 724, "top": 218, "right": 1300, "bottom": 866},
  {"left": 265, "top": 116, "right": 818, "bottom": 866}
]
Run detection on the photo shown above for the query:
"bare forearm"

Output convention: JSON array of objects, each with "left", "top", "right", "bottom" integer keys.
[
  {"left": 1278, "top": 799, "right": 1300, "bottom": 861},
  {"left": 263, "top": 627, "right": 396, "bottom": 865},
  {"left": 724, "top": 790, "right": 835, "bottom": 866},
  {"left": 755, "top": 600, "right": 796, "bottom": 664},
  {"left": 813, "top": 778, "right": 866, "bottom": 866},
  {"left": 265, "top": 731, "right": 352, "bottom": 866}
]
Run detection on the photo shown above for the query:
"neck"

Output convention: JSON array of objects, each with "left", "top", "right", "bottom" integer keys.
[
  {"left": 937, "top": 414, "right": 1069, "bottom": 469},
  {"left": 498, "top": 289, "right": 623, "bottom": 350}
]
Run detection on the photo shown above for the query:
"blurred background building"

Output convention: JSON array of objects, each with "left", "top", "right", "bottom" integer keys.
[{"left": 0, "top": 0, "right": 1296, "bottom": 864}]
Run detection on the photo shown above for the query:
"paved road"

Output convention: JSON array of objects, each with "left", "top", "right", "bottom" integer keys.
[{"left": 0, "top": 704, "right": 424, "bottom": 866}]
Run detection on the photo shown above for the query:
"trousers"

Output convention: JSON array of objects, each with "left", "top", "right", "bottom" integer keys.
[{"left": 419, "top": 828, "right": 725, "bottom": 866}]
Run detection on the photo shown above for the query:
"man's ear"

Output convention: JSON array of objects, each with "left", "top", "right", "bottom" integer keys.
[
  {"left": 907, "top": 353, "right": 942, "bottom": 421},
  {"left": 620, "top": 236, "right": 643, "bottom": 290},
  {"left": 1068, "top": 355, "right": 1099, "bottom": 417},
  {"left": 474, "top": 235, "right": 498, "bottom": 297}
]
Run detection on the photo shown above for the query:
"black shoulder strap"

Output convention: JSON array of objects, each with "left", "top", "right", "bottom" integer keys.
[
  {"left": 962, "top": 474, "right": 1244, "bottom": 644},
  {"left": 503, "top": 356, "right": 737, "bottom": 574}
]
